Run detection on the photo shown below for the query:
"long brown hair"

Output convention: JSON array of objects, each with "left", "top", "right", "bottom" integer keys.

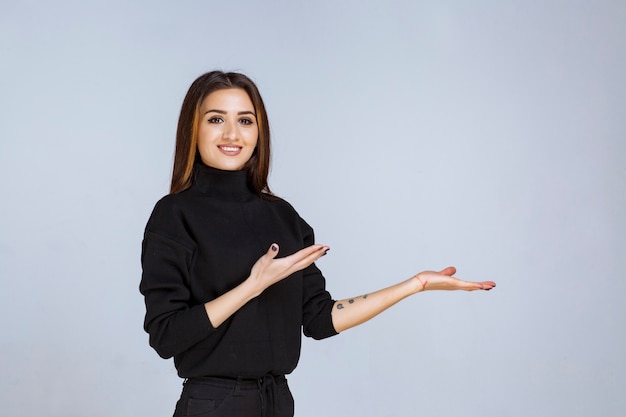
[{"left": 170, "top": 71, "right": 273, "bottom": 196}]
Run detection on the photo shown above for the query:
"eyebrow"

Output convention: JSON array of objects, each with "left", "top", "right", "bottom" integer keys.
[{"left": 203, "top": 109, "right": 256, "bottom": 117}]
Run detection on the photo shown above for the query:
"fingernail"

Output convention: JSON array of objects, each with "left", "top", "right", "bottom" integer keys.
[
  {"left": 322, "top": 249, "right": 329, "bottom": 256},
  {"left": 271, "top": 245, "right": 277, "bottom": 251}
]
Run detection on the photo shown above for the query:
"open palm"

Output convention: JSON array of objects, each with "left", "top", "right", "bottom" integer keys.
[{"left": 416, "top": 266, "right": 496, "bottom": 291}]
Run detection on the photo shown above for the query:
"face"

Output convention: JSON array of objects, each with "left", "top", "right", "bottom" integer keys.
[{"left": 197, "top": 88, "right": 258, "bottom": 171}]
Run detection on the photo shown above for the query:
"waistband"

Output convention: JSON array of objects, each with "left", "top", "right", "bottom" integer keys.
[
  {"left": 185, "top": 374, "right": 285, "bottom": 416},
  {"left": 185, "top": 374, "right": 286, "bottom": 390}
]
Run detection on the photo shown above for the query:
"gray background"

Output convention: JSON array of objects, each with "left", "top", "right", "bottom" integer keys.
[{"left": 1, "top": 1, "right": 624, "bottom": 416}]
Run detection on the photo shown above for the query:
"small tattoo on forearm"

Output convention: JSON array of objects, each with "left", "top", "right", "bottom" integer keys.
[
  {"left": 348, "top": 299, "right": 354, "bottom": 304},
  {"left": 337, "top": 303, "right": 344, "bottom": 310}
]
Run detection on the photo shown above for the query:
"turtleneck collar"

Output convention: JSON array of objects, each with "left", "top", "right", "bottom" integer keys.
[{"left": 192, "top": 163, "right": 255, "bottom": 201}]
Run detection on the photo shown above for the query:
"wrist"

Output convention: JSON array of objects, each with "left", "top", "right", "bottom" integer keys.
[
  {"left": 411, "top": 274, "right": 427, "bottom": 294},
  {"left": 242, "top": 275, "right": 264, "bottom": 300}
]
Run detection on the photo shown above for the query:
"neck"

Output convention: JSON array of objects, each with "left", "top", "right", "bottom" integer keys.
[{"left": 192, "top": 163, "right": 254, "bottom": 201}]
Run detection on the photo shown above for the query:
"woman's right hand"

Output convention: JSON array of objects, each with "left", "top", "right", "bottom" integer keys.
[
  {"left": 247, "top": 243, "right": 329, "bottom": 296},
  {"left": 205, "top": 243, "right": 329, "bottom": 328}
]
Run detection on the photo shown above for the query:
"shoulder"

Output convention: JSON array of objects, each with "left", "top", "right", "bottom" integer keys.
[
  {"left": 263, "top": 194, "right": 311, "bottom": 227},
  {"left": 264, "top": 194, "right": 315, "bottom": 238},
  {"left": 264, "top": 194, "right": 298, "bottom": 214},
  {"left": 148, "top": 191, "right": 190, "bottom": 223},
  {"left": 144, "top": 190, "right": 197, "bottom": 243}
]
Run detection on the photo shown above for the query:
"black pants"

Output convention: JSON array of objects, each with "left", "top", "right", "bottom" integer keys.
[{"left": 173, "top": 375, "right": 295, "bottom": 417}]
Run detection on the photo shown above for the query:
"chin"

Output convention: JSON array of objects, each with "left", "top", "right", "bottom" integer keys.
[
  {"left": 203, "top": 159, "right": 245, "bottom": 171},
  {"left": 220, "top": 163, "right": 246, "bottom": 171}
]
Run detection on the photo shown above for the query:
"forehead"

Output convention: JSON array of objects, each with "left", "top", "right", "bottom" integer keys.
[{"left": 201, "top": 88, "right": 255, "bottom": 111}]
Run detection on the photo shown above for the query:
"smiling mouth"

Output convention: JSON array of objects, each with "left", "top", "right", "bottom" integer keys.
[{"left": 218, "top": 145, "right": 242, "bottom": 155}]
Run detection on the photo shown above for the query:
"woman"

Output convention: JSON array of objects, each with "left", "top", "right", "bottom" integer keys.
[{"left": 140, "top": 71, "right": 495, "bottom": 417}]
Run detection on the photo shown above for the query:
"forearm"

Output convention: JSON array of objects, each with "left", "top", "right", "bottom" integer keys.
[
  {"left": 331, "top": 277, "right": 423, "bottom": 333},
  {"left": 204, "top": 278, "right": 260, "bottom": 328},
  {"left": 206, "top": 243, "right": 329, "bottom": 328}
]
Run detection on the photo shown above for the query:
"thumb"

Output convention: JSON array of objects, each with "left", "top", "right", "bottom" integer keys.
[
  {"left": 266, "top": 243, "right": 279, "bottom": 259},
  {"left": 438, "top": 266, "right": 456, "bottom": 276}
]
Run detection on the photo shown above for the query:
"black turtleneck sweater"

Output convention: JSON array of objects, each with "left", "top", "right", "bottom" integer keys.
[{"left": 140, "top": 164, "right": 337, "bottom": 378}]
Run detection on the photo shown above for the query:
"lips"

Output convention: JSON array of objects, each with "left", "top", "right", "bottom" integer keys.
[{"left": 218, "top": 145, "right": 242, "bottom": 156}]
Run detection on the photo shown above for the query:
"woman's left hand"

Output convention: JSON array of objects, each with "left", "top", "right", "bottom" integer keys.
[{"left": 414, "top": 266, "right": 496, "bottom": 292}]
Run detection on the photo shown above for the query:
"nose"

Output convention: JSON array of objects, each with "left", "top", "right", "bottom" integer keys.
[{"left": 222, "top": 120, "right": 239, "bottom": 141}]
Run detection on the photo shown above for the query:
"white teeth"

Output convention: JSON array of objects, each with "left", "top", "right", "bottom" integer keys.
[{"left": 220, "top": 146, "right": 240, "bottom": 152}]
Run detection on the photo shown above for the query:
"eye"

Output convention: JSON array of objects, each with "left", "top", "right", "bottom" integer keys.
[
  {"left": 207, "top": 117, "right": 223, "bottom": 124},
  {"left": 239, "top": 118, "right": 254, "bottom": 126}
]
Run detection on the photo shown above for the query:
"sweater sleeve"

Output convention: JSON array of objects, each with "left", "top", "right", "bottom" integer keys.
[
  {"left": 139, "top": 199, "right": 213, "bottom": 359},
  {"left": 299, "top": 217, "right": 339, "bottom": 340}
]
